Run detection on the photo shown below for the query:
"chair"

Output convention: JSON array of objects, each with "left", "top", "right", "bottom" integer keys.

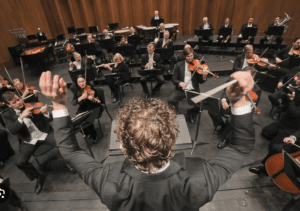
[
  {"left": 93, "top": 86, "right": 113, "bottom": 122},
  {"left": 120, "top": 71, "right": 133, "bottom": 98}
]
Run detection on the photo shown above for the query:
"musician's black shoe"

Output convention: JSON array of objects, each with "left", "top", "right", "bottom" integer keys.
[
  {"left": 217, "top": 138, "right": 229, "bottom": 149},
  {"left": 189, "top": 114, "right": 195, "bottom": 124},
  {"left": 214, "top": 124, "right": 225, "bottom": 135},
  {"left": 35, "top": 174, "right": 45, "bottom": 195},
  {"left": 144, "top": 93, "right": 150, "bottom": 99},
  {"left": 112, "top": 98, "right": 118, "bottom": 103},
  {"left": 249, "top": 166, "right": 267, "bottom": 175}
]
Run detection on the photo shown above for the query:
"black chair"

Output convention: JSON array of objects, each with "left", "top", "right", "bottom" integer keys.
[
  {"left": 119, "top": 71, "right": 133, "bottom": 98},
  {"left": 93, "top": 86, "right": 113, "bottom": 122}
]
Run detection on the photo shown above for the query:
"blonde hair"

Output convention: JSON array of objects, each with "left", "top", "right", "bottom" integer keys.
[
  {"left": 13, "top": 78, "right": 21, "bottom": 84},
  {"left": 113, "top": 53, "right": 124, "bottom": 63}
]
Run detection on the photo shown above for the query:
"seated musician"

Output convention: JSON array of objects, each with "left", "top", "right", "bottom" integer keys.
[
  {"left": 268, "top": 67, "right": 300, "bottom": 120},
  {"left": 87, "top": 34, "right": 106, "bottom": 64},
  {"left": 69, "top": 52, "right": 86, "bottom": 71},
  {"left": 249, "top": 91, "right": 300, "bottom": 175},
  {"left": 259, "top": 16, "right": 284, "bottom": 51},
  {"left": 117, "top": 36, "right": 128, "bottom": 46},
  {"left": 157, "top": 23, "right": 167, "bottom": 38},
  {"left": 71, "top": 74, "right": 103, "bottom": 143},
  {"left": 236, "top": 17, "right": 257, "bottom": 50},
  {"left": 199, "top": 17, "right": 214, "bottom": 46},
  {"left": 140, "top": 43, "right": 164, "bottom": 99},
  {"left": 36, "top": 27, "right": 47, "bottom": 42},
  {"left": 168, "top": 47, "right": 209, "bottom": 123},
  {"left": 128, "top": 27, "right": 141, "bottom": 58},
  {"left": 217, "top": 18, "right": 232, "bottom": 48},
  {"left": 208, "top": 67, "right": 261, "bottom": 149},
  {"left": 177, "top": 44, "right": 201, "bottom": 62},
  {"left": 102, "top": 29, "right": 113, "bottom": 40},
  {"left": 13, "top": 78, "right": 38, "bottom": 103},
  {"left": 0, "top": 91, "right": 73, "bottom": 195},
  {"left": 39, "top": 69, "right": 255, "bottom": 210},
  {"left": 150, "top": 10, "right": 162, "bottom": 27},
  {"left": 156, "top": 31, "right": 175, "bottom": 73},
  {"left": 270, "top": 37, "right": 300, "bottom": 79},
  {"left": 102, "top": 53, "right": 130, "bottom": 103}
]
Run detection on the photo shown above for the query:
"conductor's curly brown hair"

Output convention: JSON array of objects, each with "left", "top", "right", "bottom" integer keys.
[{"left": 115, "top": 97, "right": 179, "bottom": 173}]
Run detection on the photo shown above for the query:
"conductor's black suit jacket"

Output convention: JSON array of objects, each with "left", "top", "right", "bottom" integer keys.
[{"left": 53, "top": 103, "right": 255, "bottom": 210}]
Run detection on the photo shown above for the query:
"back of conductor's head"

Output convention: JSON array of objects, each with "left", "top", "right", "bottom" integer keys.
[{"left": 115, "top": 98, "right": 179, "bottom": 173}]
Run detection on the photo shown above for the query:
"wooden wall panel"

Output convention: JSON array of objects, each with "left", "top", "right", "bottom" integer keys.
[{"left": 1, "top": 0, "right": 300, "bottom": 69}]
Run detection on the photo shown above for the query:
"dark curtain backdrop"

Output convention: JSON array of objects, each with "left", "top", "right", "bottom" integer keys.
[{"left": 0, "top": 0, "right": 299, "bottom": 68}]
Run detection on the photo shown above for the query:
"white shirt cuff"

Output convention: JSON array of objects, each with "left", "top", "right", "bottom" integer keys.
[
  {"left": 231, "top": 101, "right": 252, "bottom": 115},
  {"left": 18, "top": 118, "right": 23, "bottom": 124},
  {"left": 52, "top": 108, "right": 69, "bottom": 118},
  {"left": 290, "top": 135, "right": 297, "bottom": 142}
]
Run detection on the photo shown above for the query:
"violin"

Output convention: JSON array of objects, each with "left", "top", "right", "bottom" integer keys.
[
  {"left": 0, "top": 77, "right": 11, "bottom": 88},
  {"left": 265, "top": 150, "right": 300, "bottom": 194},
  {"left": 245, "top": 91, "right": 261, "bottom": 115},
  {"left": 247, "top": 54, "right": 280, "bottom": 69},
  {"left": 82, "top": 85, "right": 101, "bottom": 103},
  {"left": 21, "top": 84, "right": 36, "bottom": 94},
  {"left": 25, "top": 102, "right": 52, "bottom": 114},
  {"left": 188, "top": 59, "right": 219, "bottom": 79}
]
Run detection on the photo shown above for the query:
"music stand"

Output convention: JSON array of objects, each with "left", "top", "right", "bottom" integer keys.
[
  {"left": 89, "top": 26, "right": 99, "bottom": 33},
  {"left": 68, "top": 27, "right": 76, "bottom": 34},
  {"left": 76, "top": 27, "right": 85, "bottom": 34},
  {"left": 255, "top": 72, "right": 278, "bottom": 93},
  {"left": 56, "top": 34, "right": 65, "bottom": 41},
  {"left": 242, "top": 27, "right": 258, "bottom": 38},
  {"left": 138, "top": 69, "right": 162, "bottom": 97},
  {"left": 155, "top": 48, "right": 174, "bottom": 60},
  {"left": 153, "top": 19, "right": 164, "bottom": 27},
  {"left": 72, "top": 107, "right": 101, "bottom": 158},
  {"left": 27, "top": 34, "right": 37, "bottom": 41},
  {"left": 127, "top": 35, "right": 141, "bottom": 48},
  {"left": 266, "top": 26, "right": 284, "bottom": 38},
  {"left": 74, "top": 43, "right": 96, "bottom": 57},
  {"left": 99, "top": 39, "right": 114, "bottom": 50},
  {"left": 219, "top": 27, "right": 232, "bottom": 38},
  {"left": 68, "top": 66, "right": 97, "bottom": 84},
  {"left": 186, "top": 90, "right": 220, "bottom": 155},
  {"left": 109, "top": 23, "right": 120, "bottom": 31}
]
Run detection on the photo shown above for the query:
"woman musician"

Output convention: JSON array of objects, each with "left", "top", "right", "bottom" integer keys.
[
  {"left": 71, "top": 74, "right": 103, "bottom": 143},
  {"left": 101, "top": 53, "right": 130, "bottom": 103},
  {"left": 128, "top": 27, "right": 141, "bottom": 59}
]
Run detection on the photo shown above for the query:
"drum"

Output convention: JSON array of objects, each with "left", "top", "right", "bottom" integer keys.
[{"left": 114, "top": 29, "right": 130, "bottom": 38}]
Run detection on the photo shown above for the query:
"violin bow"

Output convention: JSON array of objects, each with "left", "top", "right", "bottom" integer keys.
[
  {"left": 20, "top": 57, "right": 26, "bottom": 85},
  {"left": 4, "top": 66, "right": 27, "bottom": 108},
  {"left": 259, "top": 47, "right": 269, "bottom": 58},
  {"left": 279, "top": 71, "right": 300, "bottom": 90},
  {"left": 183, "top": 56, "right": 205, "bottom": 91}
]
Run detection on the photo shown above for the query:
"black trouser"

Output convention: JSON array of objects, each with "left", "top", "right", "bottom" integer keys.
[
  {"left": 16, "top": 131, "right": 56, "bottom": 181},
  {"left": 236, "top": 37, "right": 255, "bottom": 49},
  {"left": 259, "top": 36, "right": 283, "bottom": 50},
  {"left": 267, "top": 67, "right": 290, "bottom": 80},
  {"left": 106, "top": 76, "right": 126, "bottom": 100},
  {"left": 268, "top": 89, "right": 288, "bottom": 108},
  {"left": 218, "top": 36, "right": 231, "bottom": 48},
  {"left": 168, "top": 89, "right": 200, "bottom": 117},
  {"left": 261, "top": 122, "right": 299, "bottom": 165},
  {"left": 0, "top": 129, "right": 14, "bottom": 162},
  {"left": 140, "top": 74, "right": 165, "bottom": 94},
  {"left": 208, "top": 105, "right": 231, "bottom": 128}
]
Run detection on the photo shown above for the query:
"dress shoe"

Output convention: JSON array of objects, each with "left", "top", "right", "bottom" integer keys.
[
  {"left": 35, "top": 174, "right": 45, "bottom": 194},
  {"left": 249, "top": 166, "right": 267, "bottom": 175},
  {"left": 217, "top": 138, "right": 229, "bottom": 149},
  {"left": 214, "top": 124, "right": 225, "bottom": 135},
  {"left": 112, "top": 98, "right": 118, "bottom": 103},
  {"left": 189, "top": 114, "right": 195, "bottom": 124},
  {"left": 144, "top": 93, "right": 150, "bottom": 99}
]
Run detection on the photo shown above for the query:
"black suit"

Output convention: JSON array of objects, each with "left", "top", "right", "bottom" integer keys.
[
  {"left": 69, "top": 60, "right": 86, "bottom": 71},
  {"left": 259, "top": 23, "right": 283, "bottom": 50},
  {"left": 150, "top": 16, "right": 162, "bottom": 27},
  {"left": 217, "top": 24, "right": 232, "bottom": 47},
  {"left": 199, "top": 23, "right": 214, "bottom": 45},
  {"left": 236, "top": 23, "right": 258, "bottom": 48},
  {"left": 156, "top": 38, "right": 175, "bottom": 71},
  {"left": 53, "top": 100, "right": 255, "bottom": 210},
  {"left": 168, "top": 60, "right": 206, "bottom": 116},
  {"left": 233, "top": 54, "right": 268, "bottom": 73},
  {"left": 36, "top": 31, "right": 47, "bottom": 42},
  {"left": 2, "top": 107, "right": 54, "bottom": 181},
  {"left": 140, "top": 53, "right": 165, "bottom": 94}
]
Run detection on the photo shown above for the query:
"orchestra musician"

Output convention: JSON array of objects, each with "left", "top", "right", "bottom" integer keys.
[
  {"left": 128, "top": 27, "right": 141, "bottom": 59},
  {"left": 117, "top": 36, "right": 128, "bottom": 46},
  {"left": 157, "top": 23, "right": 167, "bottom": 38},
  {"left": 102, "top": 29, "right": 113, "bottom": 40},
  {"left": 36, "top": 28, "right": 47, "bottom": 42},
  {"left": 39, "top": 69, "right": 255, "bottom": 210},
  {"left": 156, "top": 31, "right": 175, "bottom": 73},
  {"left": 87, "top": 34, "right": 106, "bottom": 64},
  {"left": 199, "top": 17, "right": 214, "bottom": 46},
  {"left": 102, "top": 53, "right": 130, "bottom": 103},
  {"left": 177, "top": 44, "right": 202, "bottom": 62},
  {"left": 71, "top": 74, "right": 103, "bottom": 143},
  {"left": 217, "top": 18, "right": 232, "bottom": 48},
  {"left": 168, "top": 47, "right": 209, "bottom": 123},
  {"left": 259, "top": 16, "right": 283, "bottom": 51},
  {"left": 0, "top": 91, "right": 74, "bottom": 194},
  {"left": 236, "top": 17, "right": 257, "bottom": 50},
  {"left": 150, "top": 10, "right": 162, "bottom": 27},
  {"left": 249, "top": 91, "right": 300, "bottom": 175},
  {"left": 140, "top": 43, "right": 164, "bottom": 99},
  {"left": 69, "top": 52, "right": 86, "bottom": 71},
  {"left": 270, "top": 37, "right": 300, "bottom": 78},
  {"left": 13, "top": 78, "right": 38, "bottom": 103}
]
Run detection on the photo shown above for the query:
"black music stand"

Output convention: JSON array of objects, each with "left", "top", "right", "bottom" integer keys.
[
  {"left": 27, "top": 34, "right": 37, "bottom": 41},
  {"left": 99, "top": 39, "right": 114, "bottom": 50},
  {"left": 242, "top": 27, "right": 258, "bottom": 39},
  {"left": 109, "top": 23, "right": 119, "bottom": 31},
  {"left": 265, "top": 26, "right": 284, "bottom": 40},
  {"left": 127, "top": 35, "right": 141, "bottom": 48},
  {"left": 74, "top": 43, "right": 96, "bottom": 57},
  {"left": 56, "top": 34, "right": 65, "bottom": 41},
  {"left": 281, "top": 150, "right": 300, "bottom": 211},
  {"left": 153, "top": 19, "right": 164, "bottom": 27},
  {"left": 138, "top": 69, "right": 162, "bottom": 97},
  {"left": 89, "top": 26, "right": 99, "bottom": 33},
  {"left": 219, "top": 27, "right": 232, "bottom": 38},
  {"left": 255, "top": 72, "right": 278, "bottom": 93},
  {"left": 186, "top": 91, "right": 220, "bottom": 155},
  {"left": 68, "top": 27, "right": 76, "bottom": 34},
  {"left": 76, "top": 27, "right": 85, "bottom": 34},
  {"left": 72, "top": 107, "right": 101, "bottom": 158},
  {"left": 155, "top": 48, "right": 174, "bottom": 59},
  {"left": 68, "top": 67, "right": 97, "bottom": 84}
]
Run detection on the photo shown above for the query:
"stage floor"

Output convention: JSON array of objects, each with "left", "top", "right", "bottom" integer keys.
[{"left": 0, "top": 38, "right": 299, "bottom": 210}]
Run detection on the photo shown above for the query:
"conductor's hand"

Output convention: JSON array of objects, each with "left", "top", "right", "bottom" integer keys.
[
  {"left": 39, "top": 71, "right": 68, "bottom": 111},
  {"left": 226, "top": 71, "right": 254, "bottom": 107},
  {"left": 19, "top": 107, "right": 34, "bottom": 120},
  {"left": 222, "top": 100, "right": 230, "bottom": 110},
  {"left": 40, "top": 104, "right": 48, "bottom": 115},
  {"left": 283, "top": 137, "right": 295, "bottom": 145}
]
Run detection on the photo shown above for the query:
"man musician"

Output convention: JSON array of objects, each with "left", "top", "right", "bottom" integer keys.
[
  {"left": 156, "top": 31, "right": 175, "bottom": 73},
  {"left": 150, "top": 10, "right": 163, "bottom": 27},
  {"left": 87, "top": 34, "right": 106, "bottom": 64},
  {"left": 69, "top": 52, "right": 86, "bottom": 71},
  {"left": 36, "top": 28, "right": 47, "bottom": 42},
  {"left": 168, "top": 47, "right": 209, "bottom": 123},
  {"left": 236, "top": 17, "right": 258, "bottom": 50},
  {"left": 13, "top": 78, "right": 39, "bottom": 103},
  {"left": 199, "top": 17, "right": 214, "bottom": 46},
  {"left": 140, "top": 43, "right": 164, "bottom": 99},
  {"left": 259, "top": 16, "right": 284, "bottom": 51},
  {"left": 217, "top": 18, "right": 232, "bottom": 48}
]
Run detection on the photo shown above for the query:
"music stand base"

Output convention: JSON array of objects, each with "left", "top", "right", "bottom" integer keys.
[{"left": 191, "top": 139, "right": 209, "bottom": 155}]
